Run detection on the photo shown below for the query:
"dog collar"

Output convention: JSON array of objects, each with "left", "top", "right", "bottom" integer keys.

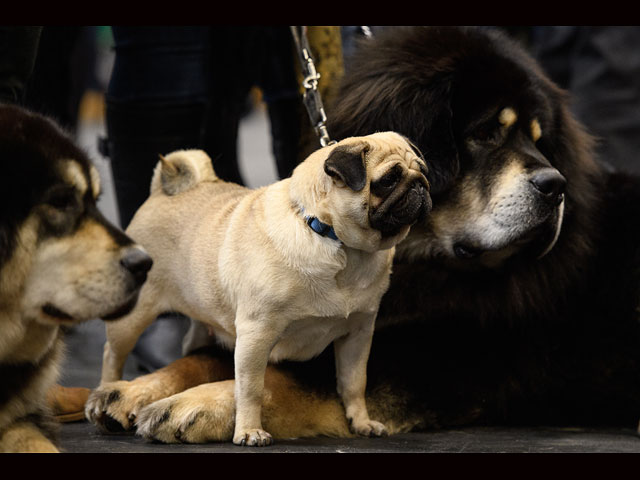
[
  {"left": 307, "top": 216, "right": 340, "bottom": 241},
  {"left": 300, "top": 208, "right": 340, "bottom": 242}
]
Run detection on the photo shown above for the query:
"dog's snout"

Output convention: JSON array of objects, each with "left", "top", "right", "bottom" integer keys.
[
  {"left": 370, "top": 179, "right": 431, "bottom": 236},
  {"left": 415, "top": 180, "right": 433, "bottom": 215},
  {"left": 120, "top": 248, "right": 153, "bottom": 284},
  {"left": 530, "top": 169, "right": 566, "bottom": 201}
]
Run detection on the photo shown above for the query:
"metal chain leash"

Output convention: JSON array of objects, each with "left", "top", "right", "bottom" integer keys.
[
  {"left": 359, "top": 26, "right": 373, "bottom": 38},
  {"left": 290, "top": 26, "right": 374, "bottom": 148},
  {"left": 290, "top": 26, "right": 335, "bottom": 148}
]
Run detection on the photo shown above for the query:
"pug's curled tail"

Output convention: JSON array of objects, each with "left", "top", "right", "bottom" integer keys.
[{"left": 150, "top": 149, "right": 219, "bottom": 196}]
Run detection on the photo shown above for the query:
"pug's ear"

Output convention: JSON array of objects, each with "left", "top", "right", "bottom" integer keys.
[{"left": 324, "top": 144, "right": 368, "bottom": 191}]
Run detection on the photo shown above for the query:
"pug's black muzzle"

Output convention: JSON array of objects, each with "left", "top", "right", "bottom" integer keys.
[{"left": 370, "top": 181, "right": 432, "bottom": 237}]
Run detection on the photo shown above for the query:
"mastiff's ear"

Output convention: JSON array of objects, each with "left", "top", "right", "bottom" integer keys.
[{"left": 324, "top": 143, "right": 368, "bottom": 191}]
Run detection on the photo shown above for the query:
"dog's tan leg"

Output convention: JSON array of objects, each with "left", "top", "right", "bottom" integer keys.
[
  {"left": 231, "top": 318, "right": 286, "bottom": 446},
  {"left": 0, "top": 421, "right": 59, "bottom": 453},
  {"left": 136, "top": 367, "right": 352, "bottom": 444},
  {"left": 334, "top": 312, "right": 387, "bottom": 437},
  {"left": 86, "top": 351, "right": 234, "bottom": 432}
]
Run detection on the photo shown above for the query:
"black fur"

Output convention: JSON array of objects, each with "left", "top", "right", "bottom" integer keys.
[
  {"left": 0, "top": 363, "right": 40, "bottom": 408},
  {"left": 0, "top": 343, "right": 57, "bottom": 409},
  {"left": 281, "top": 27, "right": 640, "bottom": 428},
  {"left": 324, "top": 144, "right": 368, "bottom": 191}
]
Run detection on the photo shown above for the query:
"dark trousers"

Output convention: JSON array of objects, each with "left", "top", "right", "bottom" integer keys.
[
  {"left": 104, "top": 26, "right": 301, "bottom": 227},
  {"left": 0, "top": 27, "right": 41, "bottom": 104}
]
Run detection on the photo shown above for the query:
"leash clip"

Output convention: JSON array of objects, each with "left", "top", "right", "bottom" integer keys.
[{"left": 291, "top": 26, "right": 337, "bottom": 148}]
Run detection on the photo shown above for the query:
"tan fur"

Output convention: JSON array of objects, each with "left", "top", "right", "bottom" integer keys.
[
  {"left": 87, "top": 356, "right": 423, "bottom": 443},
  {"left": 90, "top": 357, "right": 356, "bottom": 443},
  {"left": 62, "top": 160, "right": 88, "bottom": 197},
  {"left": 135, "top": 369, "right": 353, "bottom": 443},
  {"left": 531, "top": 119, "right": 542, "bottom": 142},
  {"left": 498, "top": 107, "right": 517, "bottom": 128},
  {"left": 0, "top": 335, "right": 63, "bottom": 442},
  {"left": 1, "top": 216, "right": 46, "bottom": 363},
  {"left": 87, "top": 132, "right": 429, "bottom": 446},
  {"left": 21, "top": 218, "right": 141, "bottom": 325},
  {"left": 87, "top": 353, "right": 234, "bottom": 431},
  {"left": 89, "top": 165, "right": 101, "bottom": 199},
  {"left": 0, "top": 421, "right": 59, "bottom": 453}
]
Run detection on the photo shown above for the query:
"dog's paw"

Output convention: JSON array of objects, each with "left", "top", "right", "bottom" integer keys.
[
  {"left": 233, "top": 428, "right": 273, "bottom": 447},
  {"left": 135, "top": 382, "right": 235, "bottom": 444},
  {"left": 85, "top": 380, "right": 159, "bottom": 433},
  {"left": 349, "top": 418, "right": 388, "bottom": 437}
]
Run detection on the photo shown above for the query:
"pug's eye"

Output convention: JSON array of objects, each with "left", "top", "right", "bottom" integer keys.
[
  {"left": 371, "top": 167, "right": 402, "bottom": 197},
  {"left": 378, "top": 172, "right": 400, "bottom": 188}
]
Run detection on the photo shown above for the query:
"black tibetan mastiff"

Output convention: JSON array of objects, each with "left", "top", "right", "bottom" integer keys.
[
  {"left": 86, "top": 26, "right": 640, "bottom": 443},
  {"left": 327, "top": 26, "right": 640, "bottom": 429},
  {"left": 0, "top": 105, "right": 152, "bottom": 452}
]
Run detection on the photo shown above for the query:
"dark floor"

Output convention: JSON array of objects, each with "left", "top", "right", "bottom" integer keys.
[
  {"left": 56, "top": 422, "right": 640, "bottom": 453},
  {"left": 56, "top": 319, "right": 640, "bottom": 453}
]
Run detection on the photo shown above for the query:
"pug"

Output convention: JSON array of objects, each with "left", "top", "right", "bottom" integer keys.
[{"left": 88, "top": 132, "right": 431, "bottom": 446}]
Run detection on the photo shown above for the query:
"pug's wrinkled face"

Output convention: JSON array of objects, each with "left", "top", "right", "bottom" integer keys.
[{"left": 320, "top": 132, "right": 432, "bottom": 252}]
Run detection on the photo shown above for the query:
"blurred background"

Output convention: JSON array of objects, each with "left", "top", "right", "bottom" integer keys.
[{"left": 71, "top": 27, "right": 280, "bottom": 228}]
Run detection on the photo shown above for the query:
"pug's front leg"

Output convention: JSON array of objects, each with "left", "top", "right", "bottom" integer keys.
[
  {"left": 232, "top": 317, "right": 284, "bottom": 446},
  {"left": 334, "top": 312, "right": 387, "bottom": 437}
]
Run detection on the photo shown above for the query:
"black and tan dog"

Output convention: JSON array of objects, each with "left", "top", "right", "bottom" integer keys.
[
  {"left": 0, "top": 104, "right": 152, "bottom": 453},
  {"left": 86, "top": 26, "right": 640, "bottom": 443}
]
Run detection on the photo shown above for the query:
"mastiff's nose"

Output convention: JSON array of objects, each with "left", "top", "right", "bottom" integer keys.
[
  {"left": 120, "top": 247, "right": 153, "bottom": 286},
  {"left": 530, "top": 168, "right": 566, "bottom": 204}
]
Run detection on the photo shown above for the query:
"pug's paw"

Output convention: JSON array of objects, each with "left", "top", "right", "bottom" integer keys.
[
  {"left": 233, "top": 428, "right": 274, "bottom": 447},
  {"left": 350, "top": 418, "right": 388, "bottom": 437}
]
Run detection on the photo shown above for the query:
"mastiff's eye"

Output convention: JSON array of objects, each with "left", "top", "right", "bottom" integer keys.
[
  {"left": 472, "top": 125, "right": 498, "bottom": 143},
  {"left": 45, "top": 186, "right": 78, "bottom": 210}
]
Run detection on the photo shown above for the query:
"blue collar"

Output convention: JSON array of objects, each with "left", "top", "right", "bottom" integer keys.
[
  {"left": 301, "top": 208, "right": 340, "bottom": 242},
  {"left": 306, "top": 216, "right": 340, "bottom": 241}
]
